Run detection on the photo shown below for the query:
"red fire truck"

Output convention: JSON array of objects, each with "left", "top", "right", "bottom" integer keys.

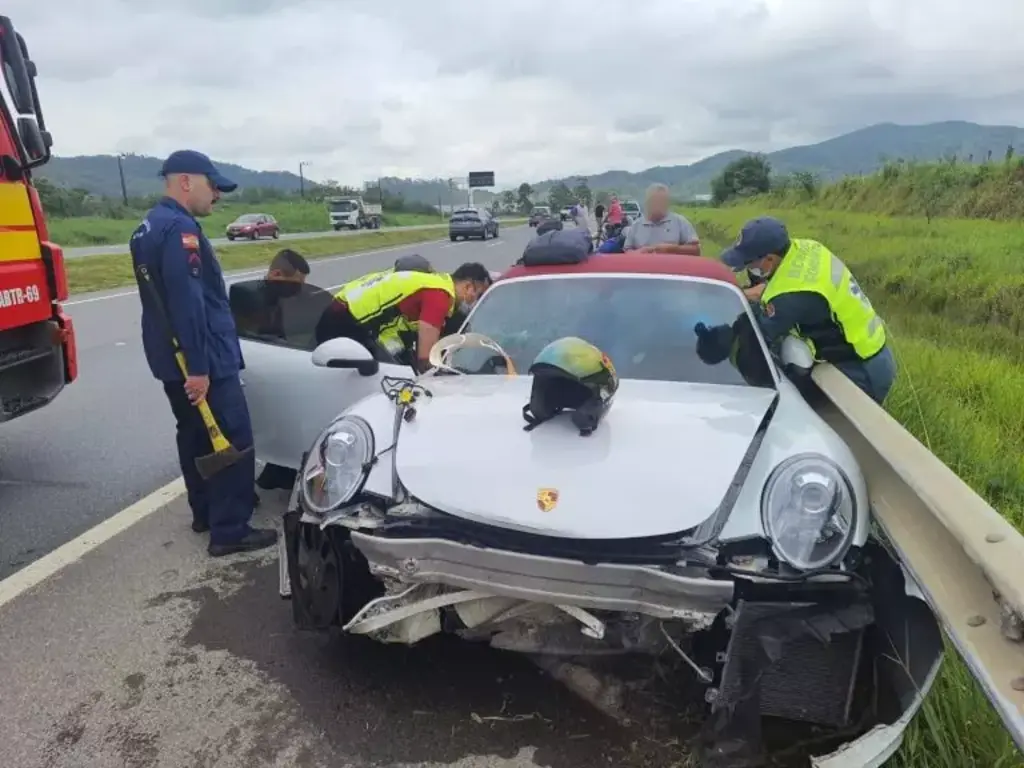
[{"left": 0, "top": 15, "right": 77, "bottom": 423}]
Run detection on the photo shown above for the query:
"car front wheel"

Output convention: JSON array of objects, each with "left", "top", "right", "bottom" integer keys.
[
  {"left": 249, "top": 230, "right": 259, "bottom": 240},
  {"left": 272, "top": 230, "right": 279, "bottom": 239}
]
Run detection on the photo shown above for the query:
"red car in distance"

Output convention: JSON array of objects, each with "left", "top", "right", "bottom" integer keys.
[{"left": 226, "top": 213, "right": 280, "bottom": 241}]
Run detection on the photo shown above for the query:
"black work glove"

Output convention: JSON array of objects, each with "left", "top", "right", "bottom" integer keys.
[{"left": 695, "top": 322, "right": 735, "bottom": 365}]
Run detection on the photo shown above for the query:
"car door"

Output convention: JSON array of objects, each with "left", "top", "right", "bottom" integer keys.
[{"left": 228, "top": 279, "right": 411, "bottom": 469}]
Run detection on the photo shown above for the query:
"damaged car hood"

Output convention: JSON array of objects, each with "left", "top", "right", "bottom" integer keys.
[{"left": 394, "top": 376, "right": 777, "bottom": 539}]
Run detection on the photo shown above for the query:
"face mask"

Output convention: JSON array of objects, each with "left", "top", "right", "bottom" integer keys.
[{"left": 747, "top": 267, "right": 764, "bottom": 279}]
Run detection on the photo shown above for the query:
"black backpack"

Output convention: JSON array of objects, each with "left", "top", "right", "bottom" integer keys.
[{"left": 518, "top": 228, "right": 593, "bottom": 266}]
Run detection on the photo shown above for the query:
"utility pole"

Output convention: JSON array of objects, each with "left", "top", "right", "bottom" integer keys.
[
  {"left": 116, "top": 153, "right": 128, "bottom": 205},
  {"left": 298, "top": 161, "right": 310, "bottom": 198},
  {"left": 448, "top": 178, "right": 455, "bottom": 216},
  {"left": 378, "top": 177, "right": 384, "bottom": 205}
]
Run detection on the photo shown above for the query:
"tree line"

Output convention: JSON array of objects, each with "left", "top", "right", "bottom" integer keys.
[{"left": 30, "top": 176, "right": 439, "bottom": 220}]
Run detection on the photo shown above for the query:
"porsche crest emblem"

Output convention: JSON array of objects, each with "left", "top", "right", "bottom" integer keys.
[{"left": 536, "top": 488, "right": 559, "bottom": 512}]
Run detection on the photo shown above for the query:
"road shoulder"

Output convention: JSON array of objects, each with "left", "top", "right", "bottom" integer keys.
[{"left": 0, "top": 488, "right": 690, "bottom": 768}]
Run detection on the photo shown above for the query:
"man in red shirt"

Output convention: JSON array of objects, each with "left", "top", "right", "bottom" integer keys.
[{"left": 315, "top": 262, "right": 492, "bottom": 371}]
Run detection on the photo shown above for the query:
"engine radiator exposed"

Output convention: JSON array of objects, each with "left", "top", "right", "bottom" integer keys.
[{"left": 714, "top": 600, "right": 870, "bottom": 728}]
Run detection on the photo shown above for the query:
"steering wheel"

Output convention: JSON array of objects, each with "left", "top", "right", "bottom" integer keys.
[{"left": 428, "top": 332, "right": 518, "bottom": 376}]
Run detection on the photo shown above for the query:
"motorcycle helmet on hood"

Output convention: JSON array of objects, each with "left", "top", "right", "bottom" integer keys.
[{"left": 523, "top": 336, "right": 618, "bottom": 436}]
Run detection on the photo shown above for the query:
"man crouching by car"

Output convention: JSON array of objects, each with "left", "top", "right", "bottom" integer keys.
[{"left": 314, "top": 262, "right": 492, "bottom": 373}]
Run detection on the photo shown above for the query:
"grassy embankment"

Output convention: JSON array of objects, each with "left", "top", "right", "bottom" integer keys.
[
  {"left": 679, "top": 158, "right": 1024, "bottom": 767},
  {"left": 66, "top": 228, "right": 449, "bottom": 294},
  {"left": 49, "top": 200, "right": 446, "bottom": 248}
]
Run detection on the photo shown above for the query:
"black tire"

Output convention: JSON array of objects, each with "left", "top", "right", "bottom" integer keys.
[
  {"left": 249, "top": 229, "right": 259, "bottom": 240},
  {"left": 226, "top": 234, "right": 235, "bottom": 241},
  {"left": 272, "top": 230, "right": 279, "bottom": 239},
  {"left": 450, "top": 235, "right": 458, "bottom": 242}
]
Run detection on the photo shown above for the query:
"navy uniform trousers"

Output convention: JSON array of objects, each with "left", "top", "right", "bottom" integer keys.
[{"left": 163, "top": 375, "right": 255, "bottom": 545}]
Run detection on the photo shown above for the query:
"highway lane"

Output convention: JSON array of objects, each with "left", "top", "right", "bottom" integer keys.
[
  {"left": 0, "top": 490, "right": 691, "bottom": 768},
  {"left": 63, "top": 218, "right": 527, "bottom": 259},
  {"left": 0, "top": 225, "right": 535, "bottom": 580},
  {"left": 63, "top": 222, "right": 449, "bottom": 259}
]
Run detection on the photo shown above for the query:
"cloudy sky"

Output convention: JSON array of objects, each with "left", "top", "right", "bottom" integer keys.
[{"left": 8, "top": 0, "right": 1024, "bottom": 187}]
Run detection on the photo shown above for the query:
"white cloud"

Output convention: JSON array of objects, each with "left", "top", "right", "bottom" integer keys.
[{"left": 8, "top": 0, "right": 1024, "bottom": 187}]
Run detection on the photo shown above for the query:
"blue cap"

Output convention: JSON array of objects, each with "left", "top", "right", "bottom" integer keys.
[
  {"left": 719, "top": 216, "right": 790, "bottom": 269},
  {"left": 159, "top": 150, "right": 237, "bottom": 193}
]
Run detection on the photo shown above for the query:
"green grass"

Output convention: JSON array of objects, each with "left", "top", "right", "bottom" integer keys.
[
  {"left": 767, "top": 156, "right": 1024, "bottom": 221},
  {"left": 66, "top": 227, "right": 448, "bottom": 295},
  {"left": 678, "top": 203, "right": 1024, "bottom": 767},
  {"left": 47, "top": 200, "right": 446, "bottom": 248}
]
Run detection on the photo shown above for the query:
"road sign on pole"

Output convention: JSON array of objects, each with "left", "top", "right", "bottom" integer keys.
[{"left": 468, "top": 171, "right": 495, "bottom": 188}]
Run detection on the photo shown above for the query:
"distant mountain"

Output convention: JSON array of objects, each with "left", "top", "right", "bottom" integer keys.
[
  {"left": 531, "top": 121, "right": 1024, "bottom": 199},
  {"left": 36, "top": 122, "right": 1024, "bottom": 203},
  {"left": 37, "top": 154, "right": 308, "bottom": 199}
]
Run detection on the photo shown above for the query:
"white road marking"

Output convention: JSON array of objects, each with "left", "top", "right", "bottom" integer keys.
[{"left": 0, "top": 477, "right": 186, "bottom": 610}]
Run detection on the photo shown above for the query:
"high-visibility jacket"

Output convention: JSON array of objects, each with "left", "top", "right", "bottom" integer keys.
[
  {"left": 761, "top": 239, "right": 885, "bottom": 362},
  {"left": 334, "top": 269, "right": 456, "bottom": 353}
]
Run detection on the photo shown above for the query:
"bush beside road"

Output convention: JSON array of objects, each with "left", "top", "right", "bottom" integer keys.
[{"left": 680, "top": 203, "right": 1023, "bottom": 768}]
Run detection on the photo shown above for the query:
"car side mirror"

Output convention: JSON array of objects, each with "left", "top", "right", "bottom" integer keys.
[
  {"left": 312, "top": 337, "right": 379, "bottom": 376},
  {"left": 779, "top": 336, "right": 814, "bottom": 375}
]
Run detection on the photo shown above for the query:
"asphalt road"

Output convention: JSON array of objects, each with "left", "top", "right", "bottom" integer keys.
[
  {"left": 0, "top": 225, "right": 535, "bottom": 581},
  {"left": 0, "top": 491, "right": 695, "bottom": 768},
  {"left": 63, "top": 222, "right": 452, "bottom": 259}
]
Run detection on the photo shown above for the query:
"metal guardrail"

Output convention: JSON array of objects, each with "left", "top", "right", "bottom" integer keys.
[{"left": 811, "top": 363, "right": 1024, "bottom": 752}]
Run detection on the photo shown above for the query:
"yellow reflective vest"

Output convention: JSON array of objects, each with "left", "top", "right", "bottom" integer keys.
[
  {"left": 760, "top": 239, "right": 885, "bottom": 361},
  {"left": 334, "top": 270, "right": 456, "bottom": 353}
]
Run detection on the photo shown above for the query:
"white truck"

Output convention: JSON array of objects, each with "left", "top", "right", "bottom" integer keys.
[{"left": 327, "top": 196, "right": 383, "bottom": 231}]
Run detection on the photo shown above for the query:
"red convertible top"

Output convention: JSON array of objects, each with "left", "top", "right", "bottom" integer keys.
[{"left": 499, "top": 251, "right": 738, "bottom": 284}]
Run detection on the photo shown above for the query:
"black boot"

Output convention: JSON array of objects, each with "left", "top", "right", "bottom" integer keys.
[{"left": 208, "top": 528, "right": 278, "bottom": 557}]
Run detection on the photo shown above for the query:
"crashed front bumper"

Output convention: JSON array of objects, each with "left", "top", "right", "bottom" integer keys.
[
  {"left": 350, "top": 532, "right": 734, "bottom": 620},
  {"left": 278, "top": 512, "right": 945, "bottom": 768}
]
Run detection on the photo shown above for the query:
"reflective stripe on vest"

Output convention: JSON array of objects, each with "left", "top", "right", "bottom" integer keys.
[
  {"left": 334, "top": 270, "right": 455, "bottom": 344},
  {"left": 761, "top": 239, "right": 885, "bottom": 360}
]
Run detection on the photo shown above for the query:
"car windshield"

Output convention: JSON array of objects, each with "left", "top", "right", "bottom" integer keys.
[
  {"left": 233, "top": 214, "right": 260, "bottom": 224},
  {"left": 330, "top": 200, "right": 357, "bottom": 212},
  {"left": 533, "top": 207, "right": 550, "bottom": 214},
  {"left": 453, "top": 275, "right": 770, "bottom": 387},
  {"left": 623, "top": 202, "right": 641, "bottom": 213}
]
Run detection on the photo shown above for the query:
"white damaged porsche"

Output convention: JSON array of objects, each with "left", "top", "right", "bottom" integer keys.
[{"left": 232, "top": 251, "right": 943, "bottom": 767}]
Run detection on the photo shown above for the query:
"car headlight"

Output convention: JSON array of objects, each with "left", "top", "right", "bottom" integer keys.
[
  {"left": 299, "top": 416, "right": 374, "bottom": 516},
  {"left": 760, "top": 453, "right": 858, "bottom": 571}
]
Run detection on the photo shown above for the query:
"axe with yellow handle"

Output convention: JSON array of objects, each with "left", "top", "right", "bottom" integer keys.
[{"left": 136, "top": 263, "right": 253, "bottom": 480}]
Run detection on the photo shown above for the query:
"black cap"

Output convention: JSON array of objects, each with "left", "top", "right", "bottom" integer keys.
[{"left": 719, "top": 216, "right": 790, "bottom": 269}]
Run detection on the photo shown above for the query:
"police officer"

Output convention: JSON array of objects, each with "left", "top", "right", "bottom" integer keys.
[
  {"left": 314, "top": 262, "right": 492, "bottom": 372},
  {"left": 130, "top": 149, "right": 277, "bottom": 556},
  {"left": 717, "top": 216, "right": 897, "bottom": 404}
]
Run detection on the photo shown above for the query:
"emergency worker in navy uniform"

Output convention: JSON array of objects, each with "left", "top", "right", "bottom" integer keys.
[{"left": 130, "top": 150, "right": 276, "bottom": 557}]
